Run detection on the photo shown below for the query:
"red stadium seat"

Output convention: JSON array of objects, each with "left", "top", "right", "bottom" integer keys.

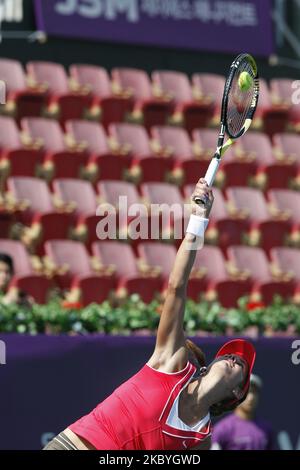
[
  {"left": 238, "top": 132, "right": 297, "bottom": 189},
  {"left": 192, "top": 129, "right": 223, "bottom": 158},
  {"left": 193, "top": 128, "right": 256, "bottom": 187},
  {"left": 98, "top": 180, "right": 140, "bottom": 208},
  {"left": 27, "top": 61, "right": 92, "bottom": 127},
  {"left": 99, "top": 180, "right": 159, "bottom": 244},
  {"left": 53, "top": 178, "right": 97, "bottom": 216},
  {"left": 109, "top": 123, "right": 173, "bottom": 182},
  {"left": 152, "top": 70, "right": 213, "bottom": 132},
  {"left": 226, "top": 187, "right": 268, "bottom": 219},
  {"left": 141, "top": 182, "right": 184, "bottom": 239},
  {"left": 137, "top": 242, "right": 176, "bottom": 282},
  {"left": 226, "top": 187, "right": 292, "bottom": 253},
  {"left": 0, "top": 239, "right": 51, "bottom": 303},
  {"left": 0, "top": 211, "right": 14, "bottom": 238},
  {"left": 0, "top": 239, "right": 33, "bottom": 275},
  {"left": 53, "top": 178, "right": 99, "bottom": 248},
  {"left": 92, "top": 241, "right": 162, "bottom": 303},
  {"left": 270, "top": 78, "right": 295, "bottom": 105},
  {"left": 111, "top": 67, "right": 172, "bottom": 129},
  {"left": 270, "top": 247, "right": 300, "bottom": 286},
  {"left": 190, "top": 246, "right": 252, "bottom": 307},
  {"left": 45, "top": 240, "right": 114, "bottom": 305},
  {"left": 254, "top": 78, "right": 289, "bottom": 136},
  {"left": 138, "top": 242, "right": 250, "bottom": 307},
  {"left": 183, "top": 185, "right": 248, "bottom": 251},
  {"left": 112, "top": 68, "right": 152, "bottom": 101},
  {"left": 151, "top": 126, "right": 208, "bottom": 185},
  {"left": 270, "top": 78, "right": 300, "bottom": 129},
  {"left": 0, "top": 116, "right": 44, "bottom": 177},
  {"left": 0, "top": 58, "right": 46, "bottom": 121},
  {"left": 268, "top": 190, "right": 300, "bottom": 240},
  {"left": 70, "top": 64, "right": 132, "bottom": 128},
  {"left": 192, "top": 73, "right": 224, "bottom": 123},
  {"left": 273, "top": 133, "right": 300, "bottom": 166},
  {"left": 228, "top": 246, "right": 294, "bottom": 304},
  {"left": 99, "top": 179, "right": 164, "bottom": 244},
  {"left": 66, "top": 120, "right": 129, "bottom": 181},
  {"left": 22, "top": 117, "right": 88, "bottom": 179},
  {"left": 141, "top": 182, "right": 183, "bottom": 207},
  {"left": 7, "top": 177, "right": 73, "bottom": 251}
]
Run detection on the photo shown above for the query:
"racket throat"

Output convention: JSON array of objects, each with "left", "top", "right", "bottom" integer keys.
[{"left": 216, "top": 124, "right": 226, "bottom": 158}]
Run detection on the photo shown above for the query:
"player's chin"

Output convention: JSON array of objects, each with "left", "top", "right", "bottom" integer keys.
[{"left": 208, "top": 358, "right": 229, "bottom": 375}]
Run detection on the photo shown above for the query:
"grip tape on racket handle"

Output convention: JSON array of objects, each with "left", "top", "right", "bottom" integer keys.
[{"left": 194, "top": 157, "right": 221, "bottom": 205}]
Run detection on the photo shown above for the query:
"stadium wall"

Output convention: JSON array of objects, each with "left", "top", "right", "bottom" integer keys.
[
  {"left": 0, "top": 334, "right": 299, "bottom": 450},
  {"left": 0, "top": 0, "right": 298, "bottom": 80}
]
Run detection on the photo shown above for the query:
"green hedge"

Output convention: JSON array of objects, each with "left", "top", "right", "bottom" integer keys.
[{"left": 0, "top": 295, "right": 299, "bottom": 336}]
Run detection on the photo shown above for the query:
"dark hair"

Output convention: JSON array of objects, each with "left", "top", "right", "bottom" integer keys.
[
  {"left": 0, "top": 253, "right": 14, "bottom": 274},
  {"left": 185, "top": 339, "right": 249, "bottom": 417},
  {"left": 186, "top": 339, "right": 206, "bottom": 367}
]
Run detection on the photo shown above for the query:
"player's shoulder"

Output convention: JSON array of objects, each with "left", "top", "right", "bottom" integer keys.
[{"left": 147, "top": 347, "right": 189, "bottom": 374}]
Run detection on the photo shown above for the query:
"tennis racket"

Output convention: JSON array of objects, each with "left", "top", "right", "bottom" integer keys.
[{"left": 195, "top": 53, "right": 259, "bottom": 205}]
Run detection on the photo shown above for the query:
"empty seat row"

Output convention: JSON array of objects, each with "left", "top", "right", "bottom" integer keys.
[
  {"left": 1, "top": 238, "right": 300, "bottom": 307},
  {"left": 1, "top": 116, "right": 300, "bottom": 188},
  {"left": 0, "top": 58, "right": 299, "bottom": 134},
  {"left": 2, "top": 176, "right": 300, "bottom": 255}
]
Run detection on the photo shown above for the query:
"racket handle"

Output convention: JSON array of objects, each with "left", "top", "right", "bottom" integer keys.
[
  {"left": 194, "top": 157, "right": 221, "bottom": 205},
  {"left": 204, "top": 156, "right": 221, "bottom": 187}
]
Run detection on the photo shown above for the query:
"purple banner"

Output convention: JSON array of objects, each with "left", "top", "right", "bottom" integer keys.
[
  {"left": 0, "top": 334, "right": 299, "bottom": 450},
  {"left": 34, "top": 0, "right": 274, "bottom": 57}
]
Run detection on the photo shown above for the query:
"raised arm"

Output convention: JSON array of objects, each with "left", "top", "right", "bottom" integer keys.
[{"left": 148, "top": 179, "right": 214, "bottom": 372}]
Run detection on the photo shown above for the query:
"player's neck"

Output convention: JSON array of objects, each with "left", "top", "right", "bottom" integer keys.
[
  {"left": 235, "top": 407, "right": 254, "bottom": 421},
  {"left": 196, "top": 374, "right": 231, "bottom": 409},
  {"left": 182, "top": 379, "right": 210, "bottom": 421}
]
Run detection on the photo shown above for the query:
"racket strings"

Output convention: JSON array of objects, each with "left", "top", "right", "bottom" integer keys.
[
  {"left": 227, "top": 61, "right": 256, "bottom": 137},
  {"left": 228, "top": 63, "right": 254, "bottom": 133}
]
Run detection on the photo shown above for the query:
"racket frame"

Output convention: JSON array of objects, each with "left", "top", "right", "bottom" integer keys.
[{"left": 195, "top": 53, "right": 259, "bottom": 205}]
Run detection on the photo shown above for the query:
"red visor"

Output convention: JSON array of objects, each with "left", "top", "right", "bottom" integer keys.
[{"left": 215, "top": 339, "right": 256, "bottom": 398}]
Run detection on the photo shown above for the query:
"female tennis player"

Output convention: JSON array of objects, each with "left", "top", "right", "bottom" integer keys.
[{"left": 44, "top": 178, "right": 256, "bottom": 451}]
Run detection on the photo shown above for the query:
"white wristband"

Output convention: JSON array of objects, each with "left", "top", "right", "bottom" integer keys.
[{"left": 186, "top": 215, "right": 209, "bottom": 238}]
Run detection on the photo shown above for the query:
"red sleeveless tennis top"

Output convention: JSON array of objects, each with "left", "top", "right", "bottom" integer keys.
[{"left": 69, "top": 361, "right": 212, "bottom": 450}]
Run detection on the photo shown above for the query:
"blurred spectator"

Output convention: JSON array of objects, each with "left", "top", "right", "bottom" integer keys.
[
  {"left": 0, "top": 253, "right": 32, "bottom": 306},
  {"left": 0, "top": 253, "right": 14, "bottom": 293},
  {"left": 211, "top": 374, "right": 274, "bottom": 450}
]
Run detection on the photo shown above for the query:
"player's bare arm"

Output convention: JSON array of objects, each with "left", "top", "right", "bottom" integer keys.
[{"left": 148, "top": 179, "right": 214, "bottom": 373}]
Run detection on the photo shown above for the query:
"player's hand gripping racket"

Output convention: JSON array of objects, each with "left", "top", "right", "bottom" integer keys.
[{"left": 195, "top": 53, "right": 259, "bottom": 205}]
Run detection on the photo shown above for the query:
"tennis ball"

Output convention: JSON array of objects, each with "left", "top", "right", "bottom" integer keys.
[{"left": 238, "top": 71, "right": 253, "bottom": 92}]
